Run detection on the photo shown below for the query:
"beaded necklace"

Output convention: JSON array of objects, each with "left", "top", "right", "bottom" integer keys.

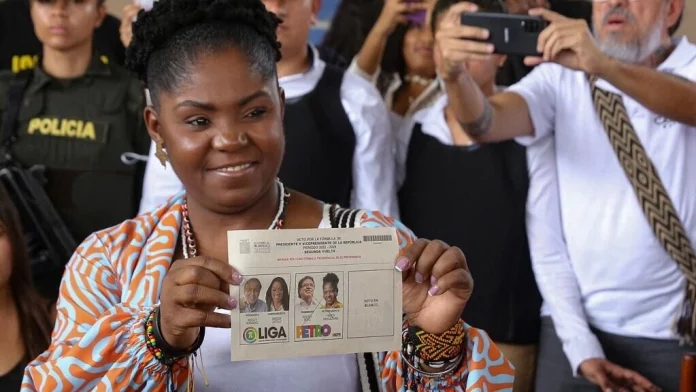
[{"left": 178, "top": 179, "right": 290, "bottom": 389}]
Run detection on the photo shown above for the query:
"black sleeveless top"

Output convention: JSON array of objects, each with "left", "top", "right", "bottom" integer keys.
[
  {"left": 398, "top": 124, "right": 541, "bottom": 344},
  {"left": 279, "top": 64, "right": 355, "bottom": 207},
  {"left": 0, "top": 360, "right": 24, "bottom": 392}
]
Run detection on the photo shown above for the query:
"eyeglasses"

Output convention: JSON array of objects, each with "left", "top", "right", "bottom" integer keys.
[{"left": 301, "top": 283, "right": 315, "bottom": 289}]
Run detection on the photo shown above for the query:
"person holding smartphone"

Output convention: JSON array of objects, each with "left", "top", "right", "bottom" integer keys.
[
  {"left": 349, "top": 0, "right": 441, "bottom": 131},
  {"left": 437, "top": 0, "right": 693, "bottom": 390},
  {"left": 396, "top": 1, "right": 541, "bottom": 391}
]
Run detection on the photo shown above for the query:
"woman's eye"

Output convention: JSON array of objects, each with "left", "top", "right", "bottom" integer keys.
[
  {"left": 186, "top": 117, "right": 210, "bottom": 127},
  {"left": 246, "top": 108, "right": 268, "bottom": 119}
]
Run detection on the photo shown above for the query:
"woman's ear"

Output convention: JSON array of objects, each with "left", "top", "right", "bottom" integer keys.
[{"left": 143, "top": 105, "right": 163, "bottom": 145}]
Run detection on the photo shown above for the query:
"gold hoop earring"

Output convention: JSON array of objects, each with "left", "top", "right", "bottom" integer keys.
[{"left": 155, "top": 138, "right": 168, "bottom": 168}]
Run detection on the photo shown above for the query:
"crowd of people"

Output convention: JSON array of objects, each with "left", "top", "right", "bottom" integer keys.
[{"left": 0, "top": 0, "right": 693, "bottom": 391}]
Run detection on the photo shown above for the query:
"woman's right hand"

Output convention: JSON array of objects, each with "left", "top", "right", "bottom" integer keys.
[
  {"left": 435, "top": 2, "right": 496, "bottom": 81},
  {"left": 375, "top": 0, "right": 428, "bottom": 36},
  {"left": 159, "top": 256, "right": 243, "bottom": 350}
]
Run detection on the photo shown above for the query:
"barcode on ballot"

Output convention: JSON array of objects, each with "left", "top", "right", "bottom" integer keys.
[{"left": 363, "top": 235, "right": 393, "bottom": 242}]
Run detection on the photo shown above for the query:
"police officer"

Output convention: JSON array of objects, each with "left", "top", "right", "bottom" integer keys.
[
  {"left": 0, "top": 0, "right": 149, "bottom": 298},
  {"left": 0, "top": 0, "right": 125, "bottom": 73}
]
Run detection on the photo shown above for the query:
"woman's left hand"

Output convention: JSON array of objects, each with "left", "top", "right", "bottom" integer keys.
[{"left": 397, "top": 239, "right": 473, "bottom": 334}]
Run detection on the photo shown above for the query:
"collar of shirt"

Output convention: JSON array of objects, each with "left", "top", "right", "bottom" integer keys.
[
  {"left": 383, "top": 73, "right": 442, "bottom": 118},
  {"left": 596, "top": 36, "right": 696, "bottom": 93},
  {"left": 29, "top": 54, "right": 111, "bottom": 94},
  {"left": 278, "top": 45, "right": 325, "bottom": 99}
]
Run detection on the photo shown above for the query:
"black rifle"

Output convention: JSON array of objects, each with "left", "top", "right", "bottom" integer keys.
[{"left": 0, "top": 70, "right": 76, "bottom": 284}]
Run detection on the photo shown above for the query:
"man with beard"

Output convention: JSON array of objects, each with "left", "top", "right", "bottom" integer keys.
[{"left": 437, "top": 0, "right": 693, "bottom": 391}]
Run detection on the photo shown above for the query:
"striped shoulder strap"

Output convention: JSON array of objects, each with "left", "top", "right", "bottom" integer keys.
[
  {"left": 328, "top": 205, "right": 364, "bottom": 229},
  {"left": 588, "top": 74, "right": 696, "bottom": 343}
]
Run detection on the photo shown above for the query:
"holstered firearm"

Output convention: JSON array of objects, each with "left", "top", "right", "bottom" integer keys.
[{"left": 1, "top": 70, "right": 77, "bottom": 289}]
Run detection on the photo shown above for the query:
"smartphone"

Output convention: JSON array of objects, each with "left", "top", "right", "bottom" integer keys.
[
  {"left": 460, "top": 13, "right": 549, "bottom": 57},
  {"left": 404, "top": 0, "right": 426, "bottom": 25}
]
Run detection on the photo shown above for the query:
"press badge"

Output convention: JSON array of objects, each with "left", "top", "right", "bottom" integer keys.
[{"left": 227, "top": 227, "right": 401, "bottom": 361}]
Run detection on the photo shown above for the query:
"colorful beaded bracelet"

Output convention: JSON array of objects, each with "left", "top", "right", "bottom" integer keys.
[{"left": 145, "top": 309, "right": 181, "bottom": 367}]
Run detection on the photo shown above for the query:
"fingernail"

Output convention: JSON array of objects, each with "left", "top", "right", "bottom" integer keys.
[
  {"left": 231, "top": 272, "right": 244, "bottom": 285},
  {"left": 395, "top": 257, "right": 410, "bottom": 272},
  {"left": 488, "top": 44, "right": 494, "bottom": 52},
  {"left": 430, "top": 275, "right": 437, "bottom": 286},
  {"left": 428, "top": 285, "right": 440, "bottom": 296},
  {"left": 228, "top": 297, "right": 238, "bottom": 309},
  {"left": 415, "top": 272, "right": 424, "bottom": 284}
]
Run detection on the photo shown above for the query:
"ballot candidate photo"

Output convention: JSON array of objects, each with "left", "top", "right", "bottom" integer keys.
[
  {"left": 296, "top": 275, "right": 319, "bottom": 311},
  {"left": 240, "top": 278, "right": 266, "bottom": 314},
  {"left": 321, "top": 272, "right": 343, "bottom": 309},
  {"left": 265, "top": 277, "right": 290, "bottom": 312},
  {"left": 20, "top": 0, "right": 515, "bottom": 391}
]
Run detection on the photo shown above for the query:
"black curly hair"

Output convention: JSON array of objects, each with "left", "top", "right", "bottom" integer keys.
[
  {"left": 125, "top": 0, "right": 282, "bottom": 107},
  {"left": 322, "top": 272, "right": 339, "bottom": 293}
]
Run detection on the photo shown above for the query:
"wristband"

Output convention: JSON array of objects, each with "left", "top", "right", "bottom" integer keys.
[{"left": 145, "top": 307, "right": 205, "bottom": 366}]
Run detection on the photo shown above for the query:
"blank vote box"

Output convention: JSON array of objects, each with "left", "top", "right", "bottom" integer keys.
[{"left": 347, "top": 270, "right": 395, "bottom": 339}]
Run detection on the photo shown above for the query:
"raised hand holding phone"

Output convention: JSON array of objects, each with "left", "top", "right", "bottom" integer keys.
[
  {"left": 374, "top": 0, "right": 429, "bottom": 36},
  {"left": 524, "top": 8, "right": 612, "bottom": 74}
]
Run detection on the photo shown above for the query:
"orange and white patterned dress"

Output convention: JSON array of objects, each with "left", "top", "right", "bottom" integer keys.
[{"left": 22, "top": 194, "right": 515, "bottom": 391}]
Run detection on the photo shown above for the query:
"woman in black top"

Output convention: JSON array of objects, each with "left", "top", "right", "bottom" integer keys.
[
  {"left": 0, "top": 187, "right": 53, "bottom": 392},
  {"left": 396, "top": 0, "right": 542, "bottom": 390}
]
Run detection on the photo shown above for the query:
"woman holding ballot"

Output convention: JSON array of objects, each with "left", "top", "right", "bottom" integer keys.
[{"left": 20, "top": 0, "right": 514, "bottom": 391}]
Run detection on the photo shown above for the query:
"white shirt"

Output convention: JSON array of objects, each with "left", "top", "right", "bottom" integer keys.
[
  {"left": 347, "top": 57, "right": 443, "bottom": 133},
  {"left": 196, "top": 212, "right": 360, "bottom": 392},
  {"left": 513, "top": 36, "right": 696, "bottom": 374},
  {"left": 138, "top": 46, "right": 398, "bottom": 218}
]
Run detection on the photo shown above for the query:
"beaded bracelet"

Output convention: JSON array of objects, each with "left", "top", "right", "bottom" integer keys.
[
  {"left": 145, "top": 307, "right": 205, "bottom": 367},
  {"left": 401, "top": 319, "right": 468, "bottom": 391}
]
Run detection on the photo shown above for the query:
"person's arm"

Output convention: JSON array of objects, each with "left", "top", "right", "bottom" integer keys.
[
  {"left": 341, "top": 73, "right": 400, "bottom": 219},
  {"left": 138, "top": 140, "right": 186, "bottom": 215},
  {"left": 525, "top": 137, "right": 604, "bottom": 375},
  {"left": 444, "top": 79, "right": 535, "bottom": 142},
  {"left": 21, "top": 233, "right": 189, "bottom": 391},
  {"left": 351, "top": 0, "right": 427, "bottom": 82},
  {"left": 436, "top": 3, "right": 538, "bottom": 143},
  {"left": 596, "top": 58, "right": 696, "bottom": 127}
]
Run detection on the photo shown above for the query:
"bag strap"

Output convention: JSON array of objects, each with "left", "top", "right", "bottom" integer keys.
[
  {"left": 588, "top": 74, "right": 696, "bottom": 343},
  {"left": 1, "top": 70, "right": 33, "bottom": 157}
]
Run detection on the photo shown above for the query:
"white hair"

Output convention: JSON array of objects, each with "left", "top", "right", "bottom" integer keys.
[{"left": 593, "top": 4, "right": 667, "bottom": 64}]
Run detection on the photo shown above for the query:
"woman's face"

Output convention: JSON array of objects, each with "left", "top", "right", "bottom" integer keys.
[
  {"left": 271, "top": 281, "right": 283, "bottom": 302},
  {"left": 300, "top": 278, "right": 314, "bottom": 301},
  {"left": 402, "top": 24, "right": 436, "bottom": 78},
  {"left": 31, "top": 0, "right": 106, "bottom": 51},
  {"left": 323, "top": 282, "right": 336, "bottom": 306},
  {"left": 0, "top": 223, "right": 13, "bottom": 288},
  {"left": 146, "top": 47, "right": 285, "bottom": 213}
]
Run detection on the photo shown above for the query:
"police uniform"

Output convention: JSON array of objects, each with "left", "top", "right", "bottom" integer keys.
[
  {"left": 0, "top": 56, "right": 149, "bottom": 293},
  {"left": 0, "top": 0, "right": 125, "bottom": 73}
]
